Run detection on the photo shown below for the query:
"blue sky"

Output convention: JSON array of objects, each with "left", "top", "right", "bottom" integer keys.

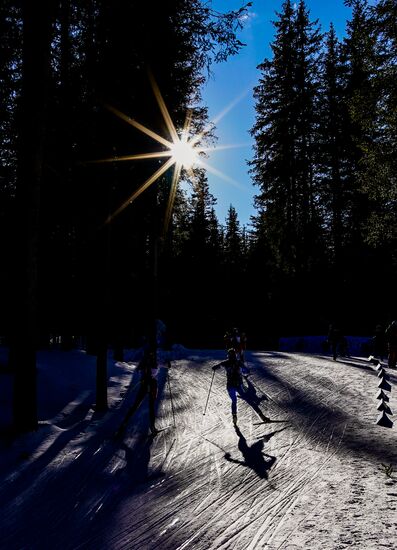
[{"left": 201, "top": 0, "right": 352, "bottom": 227}]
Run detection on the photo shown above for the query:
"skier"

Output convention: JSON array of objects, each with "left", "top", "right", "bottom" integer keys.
[
  {"left": 116, "top": 348, "right": 159, "bottom": 438},
  {"left": 231, "top": 328, "right": 241, "bottom": 355},
  {"left": 229, "top": 327, "right": 247, "bottom": 362},
  {"left": 223, "top": 330, "right": 232, "bottom": 350},
  {"left": 212, "top": 348, "right": 243, "bottom": 425},
  {"left": 212, "top": 348, "right": 269, "bottom": 425},
  {"left": 385, "top": 320, "right": 397, "bottom": 368},
  {"left": 239, "top": 331, "right": 247, "bottom": 362}
]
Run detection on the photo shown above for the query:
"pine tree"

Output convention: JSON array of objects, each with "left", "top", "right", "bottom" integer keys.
[
  {"left": 0, "top": 2, "right": 21, "bottom": 333},
  {"left": 250, "top": 0, "right": 322, "bottom": 278},
  {"left": 224, "top": 204, "right": 242, "bottom": 268},
  {"left": 249, "top": 0, "right": 297, "bottom": 276},
  {"left": 343, "top": 0, "right": 378, "bottom": 247},
  {"left": 359, "top": 0, "right": 397, "bottom": 252},
  {"left": 220, "top": 204, "right": 246, "bottom": 327},
  {"left": 293, "top": 1, "right": 323, "bottom": 271},
  {"left": 1, "top": 0, "right": 250, "bottom": 427},
  {"left": 11, "top": 0, "right": 56, "bottom": 432},
  {"left": 318, "top": 24, "right": 348, "bottom": 271},
  {"left": 165, "top": 172, "right": 221, "bottom": 344}
]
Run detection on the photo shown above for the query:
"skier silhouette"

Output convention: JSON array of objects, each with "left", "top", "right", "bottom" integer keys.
[
  {"left": 327, "top": 324, "right": 343, "bottom": 361},
  {"left": 212, "top": 348, "right": 269, "bottom": 425},
  {"left": 385, "top": 320, "right": 397, "bottom": 368},
  {"left": 116, "top": 348, "right": 159, "bottom": 438},
  {"left": 224, "top": 426, "right": 276, "bottom": 479}
]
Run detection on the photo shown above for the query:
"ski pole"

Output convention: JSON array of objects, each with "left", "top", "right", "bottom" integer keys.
[
  {"left": 167, "top": 361, "right": 176, "bottom": 427},
  {"left": 203, "top": 369, "right": 215, "bottom": 416}
]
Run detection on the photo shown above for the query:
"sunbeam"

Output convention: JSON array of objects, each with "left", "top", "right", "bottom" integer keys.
[
  {"left": 90, "top": 75, "right": 248, "bottom": 233},
  {"left": 198, "top": 160, "right": 246, "bottom": 190},
  {"left": 189, "top": 88, "right": 250, "bottom": 148},
  {"left": 87, "top": 151, "right": 172, "bottom": 164},
  {"left": 105, "top": 157, "right": 175, "bottom": 225},
  {"left": 104, "top": 103, "right": 172, "bottom": 149},
  {"left": 147, "top": 70, "right": 179, "bottom": 144},
  {"left": 163, "top": 163, "right": 182, "bottom": 238}
]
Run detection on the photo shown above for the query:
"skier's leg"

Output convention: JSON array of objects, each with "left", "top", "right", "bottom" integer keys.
[
  {"left": 227, "top": 387, "right": 237, "bottom": 414},
  {"left": 227, "top": 387, "right": 238, "bottom": 423},
  {"left": 239, "top": 386, "right": 269, "bottom": 422}
]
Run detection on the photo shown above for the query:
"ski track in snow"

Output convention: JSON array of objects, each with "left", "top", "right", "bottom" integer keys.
[{"left": 1, "top": 351, "right": 397, "bottom": 549}]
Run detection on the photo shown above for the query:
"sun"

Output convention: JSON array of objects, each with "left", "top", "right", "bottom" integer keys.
[
  {"left": 88, "top": 71, "right": 244, "bottom": 231},
  {"left": 169, "top": 139, "right": 198, "bottom": 168}
]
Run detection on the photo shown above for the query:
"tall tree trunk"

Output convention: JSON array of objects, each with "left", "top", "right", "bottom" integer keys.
[
  {"left": 11, "top": 0, "right": 54, "bottom": 433},
  {"left": 148, "top": 183, "right": 159, "bottom": 355},
  {"left": 95, "top": 223, "right": 110, "bottom": 412}
]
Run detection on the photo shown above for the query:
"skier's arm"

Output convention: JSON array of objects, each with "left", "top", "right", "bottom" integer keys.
[
  {"left": 212, "top": 360, "right": 226, "bottom": 371},
  {"left": 224, "top": 453, "right": 244, "bottom": 466}
]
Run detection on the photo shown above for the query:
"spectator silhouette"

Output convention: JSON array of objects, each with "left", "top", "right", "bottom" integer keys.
[
  {"left": 385, "top": 320, "right": 397, "bottom": 368},
  {"left": 328, "top": 324, "right": 343, "bottom": 361}
]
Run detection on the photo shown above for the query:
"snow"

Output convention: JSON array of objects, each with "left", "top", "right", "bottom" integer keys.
[{"left": 1, "top": 345, "right": 397, "bottom": 549}]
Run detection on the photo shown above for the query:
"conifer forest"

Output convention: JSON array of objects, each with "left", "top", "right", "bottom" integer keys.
[{"left": 1, "top": 1, "right": 396, "bottom": 431}]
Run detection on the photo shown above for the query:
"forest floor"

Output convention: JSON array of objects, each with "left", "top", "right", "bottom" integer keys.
[{"left": 1, "top": 348, "right": 397, "bottom": 549}]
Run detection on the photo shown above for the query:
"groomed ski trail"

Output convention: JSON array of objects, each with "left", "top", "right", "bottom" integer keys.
[{"left": 1, "top": 350, "right": 397, "bottom": 549}]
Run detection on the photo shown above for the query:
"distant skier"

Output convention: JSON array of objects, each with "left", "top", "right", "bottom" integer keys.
[
  {"left": 116, "top": 348, "right": 159, "bottom": 438},
  {"left": 213, "top": 348, "right": 243, "bottom": 425},
  {"left": 385, "top": 320, "right": 397, "bottom": 368},
  {"left": 327, "top": 324, "right": 342, "bottom": 361},
  {"left": 339, "top": 335, "right": 349, "bottom": 357},
  {"left": 239, "top": 331, "right": 247, "bottom": 362},
  {"left": 224, "top": 330, "right": 232, "bottom": 350},
  {"left": 230, "top": 328, "right": 241, "bottom": 354},
  {"left": 212, "top": 348, "right": 268, "bottom": 425},
  {"left": 230, "top": 327, "right": 247, "bottom": 362}
]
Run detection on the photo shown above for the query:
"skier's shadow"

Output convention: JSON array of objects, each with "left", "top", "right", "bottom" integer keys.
[
  {"left": 224, "top": 426, "right": 276, "bottom": 479},
  {"left": 119, "top": 433, "right": 157, "bottom": 488}
]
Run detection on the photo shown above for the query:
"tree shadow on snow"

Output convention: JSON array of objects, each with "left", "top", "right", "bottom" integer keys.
[
  {"left": 224, "top": 425, "right": 276, "bottom": 479},
  {"left": 0, "top": 363, "right": 188, "bottom": 550},
  {"left": 119, "top": 436, "right": 155, "bottom": 487},
  {"left": 247, "top": 354, "right": 397, "bottom": 467}
]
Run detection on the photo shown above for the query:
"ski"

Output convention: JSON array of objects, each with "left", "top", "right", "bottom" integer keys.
[
  {"left": 149, "top": 425, "right": 172, "bottom": 437},
  {"left": 254, "top": 418, "right": 289, "bottom": 424}
]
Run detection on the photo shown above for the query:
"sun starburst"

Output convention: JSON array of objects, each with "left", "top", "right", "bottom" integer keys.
[
  {"left": 88, "top": 72, "right": 247, "bottom": 233},
  {"left": 169, "top": 138, "right": 198, "bottom": 169}
]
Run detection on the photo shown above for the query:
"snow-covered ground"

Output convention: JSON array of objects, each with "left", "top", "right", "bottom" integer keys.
[{"left": 1, "top": 346, "right": 397, "bottom": 549}]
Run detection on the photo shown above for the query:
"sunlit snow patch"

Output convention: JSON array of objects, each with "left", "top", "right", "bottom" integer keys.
[{"left": 160, "top": 517, "right": 180, "bottom": 536}]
